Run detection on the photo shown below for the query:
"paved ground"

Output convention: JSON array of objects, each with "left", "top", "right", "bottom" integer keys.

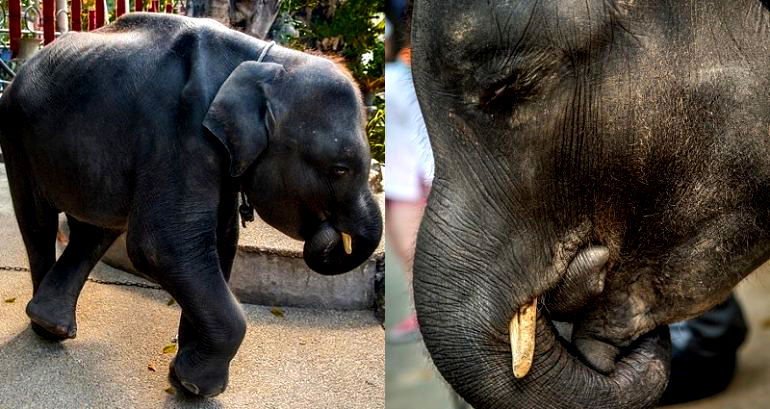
[
  {"left": 386, "top": 245, "right": 770, "bottom": 409},
  {"left": 0, "top": 169, "right": 384, "bottom": 408}
]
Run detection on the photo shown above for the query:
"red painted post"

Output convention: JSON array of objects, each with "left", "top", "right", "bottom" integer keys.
[
  {"left": 95, "top": 0, "right": 105, "bottom": 28},
  {"left": 151, "top": 0, "right": 158, "bottom": 12},
  {"left": 165, "top": 2, "right": 172, "bottom": 13},
  {"left": 88, "top": 8, "right": 95, "bottom": 31},
  {"left": 71, "top": 0, "right": 82, "bottom": 31},
  {"left": 116, "top": 0, "right": 126, "bottom": 18},
  {"left": 9, "top": 0, "right": 21, "bottom": 57},
  {"left": 43, "top": 0, "right": 55, "bottom": 44},
  {"left": 135, "top": 0, "right": 143, "bottom": 12}
]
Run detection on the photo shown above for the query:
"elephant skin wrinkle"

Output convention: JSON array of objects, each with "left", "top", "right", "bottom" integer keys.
[{"left": 411, "top": 0, "right": 770, "bottom": 408}]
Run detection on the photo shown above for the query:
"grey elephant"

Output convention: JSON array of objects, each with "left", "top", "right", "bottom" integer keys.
[
  {"left": 410, "top": 0, "right": 770, "bottom": 408},
  {"left": 0, "top": 13, "right": 382, "bottom": 397}
]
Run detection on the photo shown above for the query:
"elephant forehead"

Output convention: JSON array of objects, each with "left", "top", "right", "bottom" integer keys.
[{"left": 429, "top": 0, "right": 611, "bottom": 48}]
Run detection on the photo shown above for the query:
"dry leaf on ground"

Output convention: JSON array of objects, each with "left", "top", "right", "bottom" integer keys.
[{"left": 270, "top": 307, "right": 285, "bottom": 319}]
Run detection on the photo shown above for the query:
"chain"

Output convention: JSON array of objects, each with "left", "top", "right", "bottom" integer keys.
[
  {"left": 0, "top": 265, "right": 29, "bottom": 272},
  {"left": 85, "top": 277, "right": 163, "bottom": 290},
  {"left": 0, "top": 265, "right": 163, "bottom": 290}
]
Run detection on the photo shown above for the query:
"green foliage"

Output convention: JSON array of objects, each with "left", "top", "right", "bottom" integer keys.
[
  {"left": 278, "top": 0, "right": 385, "bottom": 162},
  {"left": 367, "top": 93, "right": 384, "bottom": 163}
]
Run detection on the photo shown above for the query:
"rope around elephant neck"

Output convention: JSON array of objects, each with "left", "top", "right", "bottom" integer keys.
[{"left": 257, "top": 41, "right": 276, "bottom": 63}]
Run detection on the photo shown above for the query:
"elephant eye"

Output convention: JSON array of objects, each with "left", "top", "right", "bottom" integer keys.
[
  {"left": 480, "top": 80, "right": 524, "bottom": 111},
  {"left": 331, "top": 166, "right": 349, "bottom": 177},
  {"left": 479, "top": 70, "right": 537, "bottom": 113}
]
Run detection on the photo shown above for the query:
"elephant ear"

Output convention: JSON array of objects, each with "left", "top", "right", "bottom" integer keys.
[{"left": 204, "top": 61, "right": 285, "bottom": 177}]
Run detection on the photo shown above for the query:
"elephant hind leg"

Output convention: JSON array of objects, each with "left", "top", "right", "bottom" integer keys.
[
  {"left": 4, "top": 154, "right": 59, "bottom": 295},
  {"left": 25, "top": 215, "right": 121, "bottom": 339}
]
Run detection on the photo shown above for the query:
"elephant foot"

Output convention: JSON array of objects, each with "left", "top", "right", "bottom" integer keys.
[
  {"left": 30, "top": 321, "right": 71, "bottom": 341},
  {"left": 26, "top": 298, "right": 77, "bottom": 339},
  {"left": 168, "top": 353, "right": 229, "bottom": 398}
]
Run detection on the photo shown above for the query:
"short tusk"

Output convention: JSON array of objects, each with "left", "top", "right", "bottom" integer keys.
[
  {"left": 510, "top": 297, "right": 538, "bottom": 378},
  {"left": 341, "top": 232, "right": 352, "bottom": 255}
]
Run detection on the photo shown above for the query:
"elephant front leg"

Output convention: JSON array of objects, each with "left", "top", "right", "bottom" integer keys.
[
  {"left": 167, "top": 270, "right": 246, "bottom": 397},
  {"left": 175, "top": 200, "right": 241, "bottom": 383},
  {"left": 127, "top": 222, "right": 246, "bottom": 398},
  {"left": 26, "top": 216, "right": 121, "bottom": 339}
]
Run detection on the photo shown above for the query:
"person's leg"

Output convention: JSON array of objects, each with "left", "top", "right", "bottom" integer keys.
[
  {"left": 659, "top": 294, "right": 747, "bottom": 405},
  {"left": 386, "top": 199, "right": 426, "bottom": 273},
  {"left": 385, "top": 199, "right": 426, "bottom": 342}
]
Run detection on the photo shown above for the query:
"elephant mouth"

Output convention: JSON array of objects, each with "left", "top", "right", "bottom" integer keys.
[
  {"left": 510, "top": 243, "right": 663, "bottom": 380},
  {"left": 302, "top": 219, "right": 380, "bottom": 276},
  {"left": 414, "top": 227, "right": 671, "bottom": 408},
  {"left": 309, "top": 213, "right": 354, "bottom": 256}
]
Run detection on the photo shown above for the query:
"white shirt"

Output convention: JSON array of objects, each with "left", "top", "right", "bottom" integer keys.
[{"left": 384, "top": 60, "right": 435, "bottom": 202}]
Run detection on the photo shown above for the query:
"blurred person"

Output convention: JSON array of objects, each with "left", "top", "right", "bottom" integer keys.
[
  {"left": 384, "top": 14, "right": 434, "bottom": 343},
  {"left": 660, "top": 294, "right": 747, "bottom": 405}
]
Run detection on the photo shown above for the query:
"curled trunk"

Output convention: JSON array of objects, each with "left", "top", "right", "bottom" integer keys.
[
  {"left": 303, "top": 194, "right": 382, "bottom": 275},
  {"left": 413, "top": 218, "right": 671, "bottom": 409}
]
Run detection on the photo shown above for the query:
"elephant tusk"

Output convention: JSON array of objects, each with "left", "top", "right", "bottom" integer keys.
[
  {"left": 510, "top": 297, "right": 538, "bottom": 378},
  {"left": 341, "top": 232, "right": 352, "bottom": 255}
]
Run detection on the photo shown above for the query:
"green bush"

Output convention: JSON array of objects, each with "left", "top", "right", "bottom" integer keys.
[{"left": 277, "top": 0, "right": 384, "bottom": 162}]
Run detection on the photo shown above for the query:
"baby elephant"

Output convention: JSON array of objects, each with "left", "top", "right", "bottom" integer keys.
[{"left": 0, "top": 13, "right": 382, "bottom": 397}]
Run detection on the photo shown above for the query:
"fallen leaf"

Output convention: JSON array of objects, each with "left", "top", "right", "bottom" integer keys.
[
  {"left": 162, "top": 344, "right": 177, "bottom": 354},
  {"left": 148, "top": 363, "right": 156, "bottom": 372},
  {"left": 167, "top": 298, "right": 176, "bottom": 306},
  {"left": 4, "top": 297, "right": 15, "bottom": 304},
  {"left": 164, "top": 386, "right": 175, "bottom": 395},
  {"left": 270, "top": 307, "right": 285, "bottom": 319}
]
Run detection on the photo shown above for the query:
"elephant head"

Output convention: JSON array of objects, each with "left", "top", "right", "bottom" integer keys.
[
  {"left": 410, "top": 0, "right": 770, "bottom": 408},
  {"left": 204, "top": 57, "right": 382, "bottom": 275}
]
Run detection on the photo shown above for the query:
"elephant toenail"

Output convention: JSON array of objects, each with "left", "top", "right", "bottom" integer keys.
[{"left": 181, "top": 381, "right": 199, "bottom": 395}]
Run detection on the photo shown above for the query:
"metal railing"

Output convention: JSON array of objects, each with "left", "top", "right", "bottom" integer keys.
[{"left": 0, "top": 0, "right": 186, "bottom": 95}]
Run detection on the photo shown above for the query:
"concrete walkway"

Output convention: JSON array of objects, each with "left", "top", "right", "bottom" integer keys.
[{"left": 0, "top": 170, "right": 383, "bottom": 408}]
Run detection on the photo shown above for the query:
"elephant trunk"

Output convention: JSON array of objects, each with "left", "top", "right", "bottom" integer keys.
[
  {"left": 413, "top": 213, "right": 671, "bottom": 409},
  {"left": 303, "top": 193, "right": 382, "bottom": 275}
]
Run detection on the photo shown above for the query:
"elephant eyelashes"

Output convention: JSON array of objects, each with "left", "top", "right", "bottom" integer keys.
[
  {"left": 331, "top": 166, "right": 349, "bottom": 177},
  {"left": 479, "top": 79, "right": 526, "bottom": 113},
  {"left": 479, "top": 68, "right": 542, "bottom": 114}
]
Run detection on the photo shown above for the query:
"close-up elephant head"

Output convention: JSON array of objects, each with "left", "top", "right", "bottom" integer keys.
[
  {"left": 204, "top": 58, "right": 382, "bottom": 276},
  {"left": 410, "top": 0, "right": 770, "bottom": 408}
]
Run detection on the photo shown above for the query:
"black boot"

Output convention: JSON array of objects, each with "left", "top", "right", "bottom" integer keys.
[{"left": 659, "top": 294, "right": 747, "bottom": 405}]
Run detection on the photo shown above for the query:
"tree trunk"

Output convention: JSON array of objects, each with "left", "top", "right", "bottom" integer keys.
[
  {"left": 186, "top": 0, "right": 229, "bottom": 25},
  {"left": 229, "top": 0, "right": 281, "bottom": 39}
]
